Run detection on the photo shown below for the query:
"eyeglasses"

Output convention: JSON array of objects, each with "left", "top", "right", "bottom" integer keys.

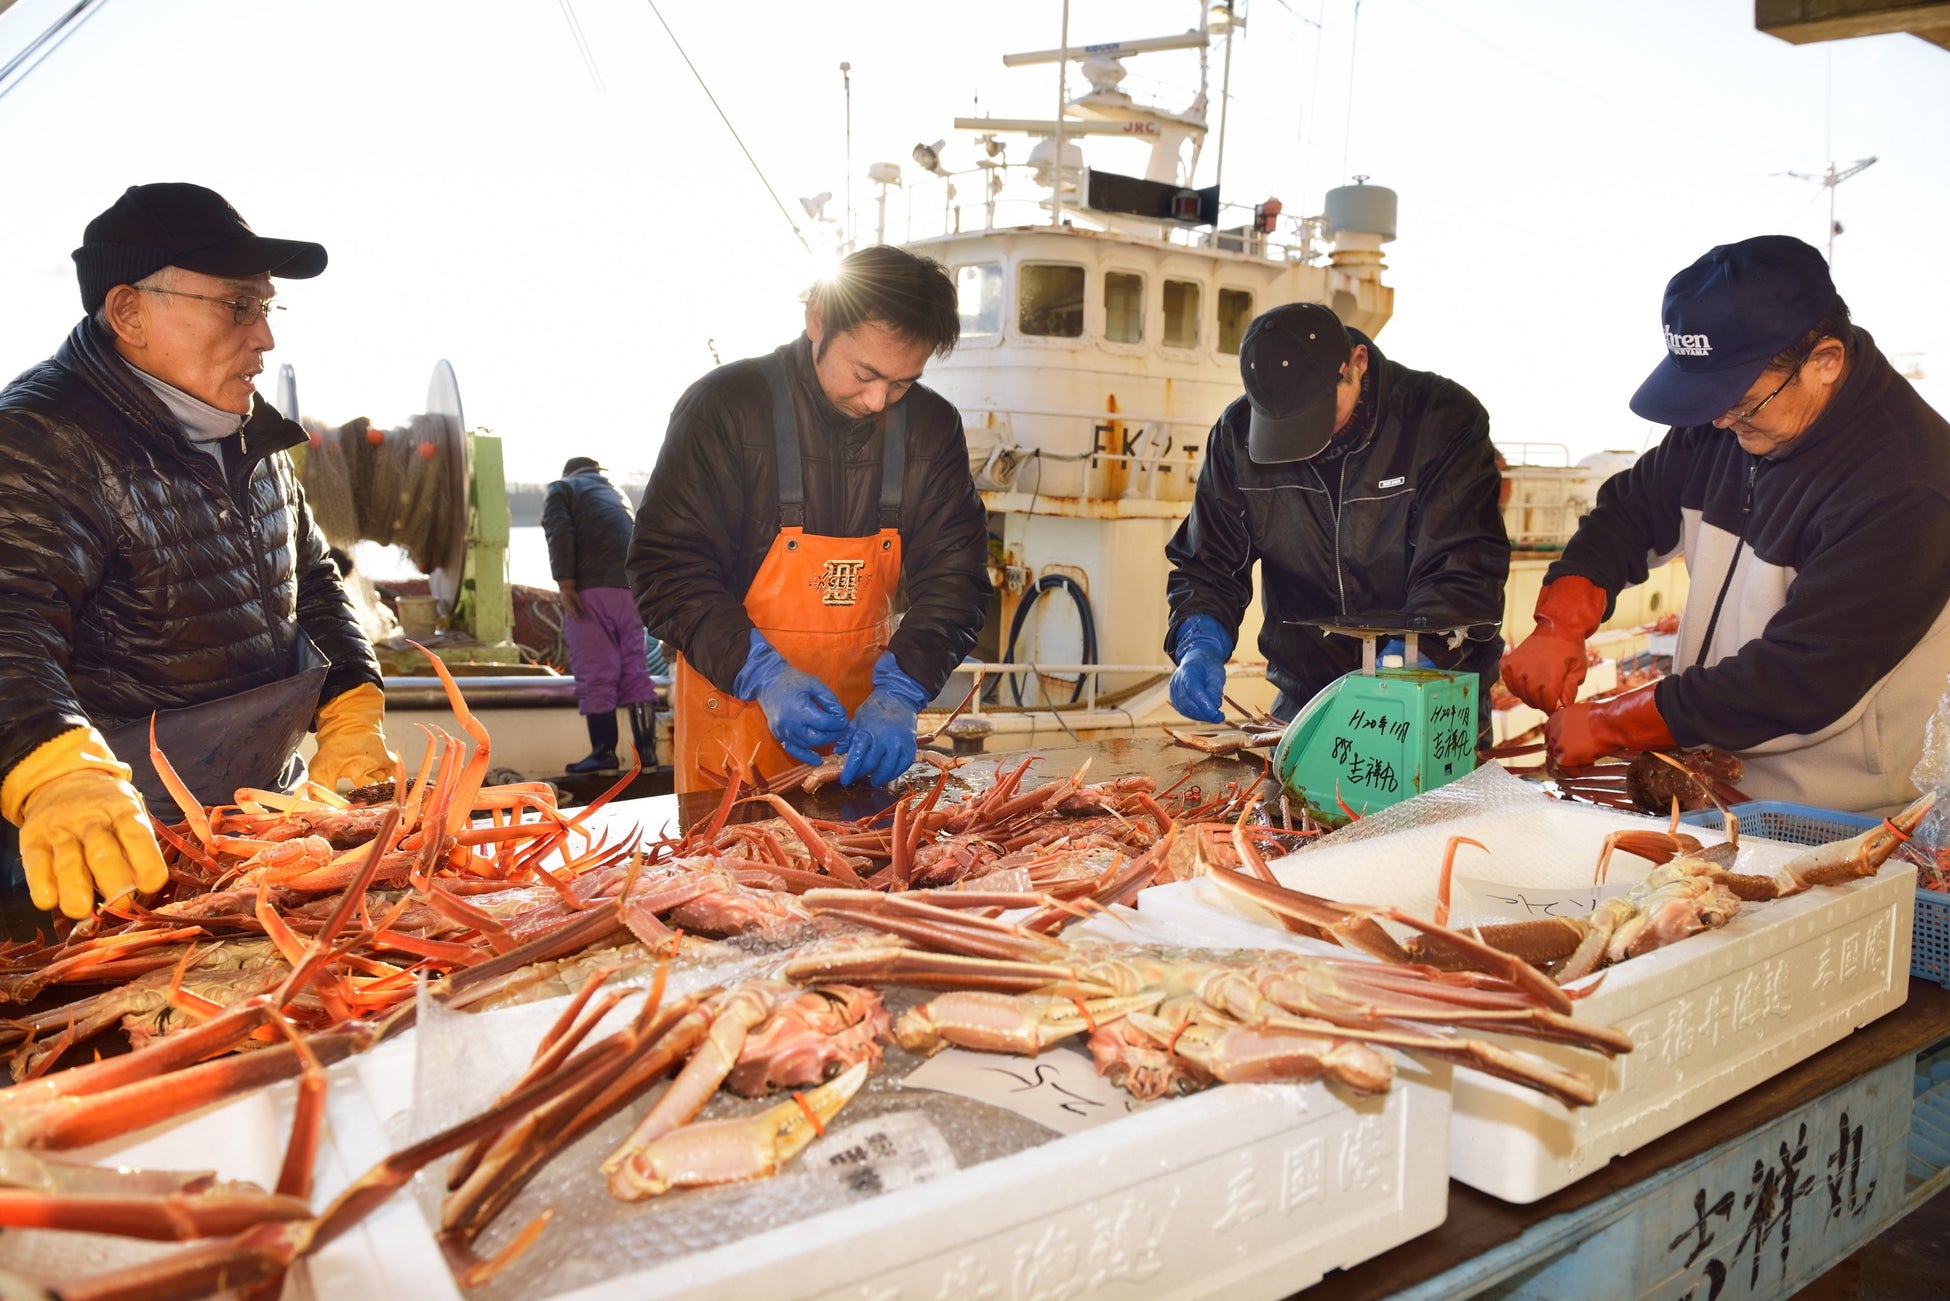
[
  {"left": 1722, "top": 357, "right": 1805, "bottom": 425},
  {"left": 137, "top": 286, "right": 283, "bottom": 326}
]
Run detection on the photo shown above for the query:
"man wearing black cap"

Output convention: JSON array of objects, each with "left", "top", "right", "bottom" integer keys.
[
  {"left": 0, "top": 183, "right": 390, "bottom": 920},
  {"left": 1503, "top": 235, "right": 1950, "bottom": 814},
  {"left": 1165, "top": 302, "right": 1510, "bottom": 732},
  {"left": 542, "top": 455, "right": 657, "bottom": 772}
]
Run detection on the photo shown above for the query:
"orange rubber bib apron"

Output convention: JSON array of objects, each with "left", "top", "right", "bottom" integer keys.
[{"left": 673, "top": 353, "right": 907, "bottom": 792}]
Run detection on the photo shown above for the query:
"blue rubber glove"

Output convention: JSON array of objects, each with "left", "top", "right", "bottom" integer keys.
[
  {"left": 1168, "top": 614, "right": 1233, "bottom": 724},
  {"left": 1378, "top": 637, "right": 1437, "bottom": 669},
  {"left": 837, "top": 652, "right": 932, "bottom": 787},
  {"left": 731, "top": 630, "right": 848, "bottom": 765}
]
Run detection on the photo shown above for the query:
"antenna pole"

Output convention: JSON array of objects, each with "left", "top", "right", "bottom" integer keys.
[
  {"left": 1213, "top": 2, "right": 1235, "bottom": 201},
  {"left": 1827, "top": 164, "right": 1837, "bottom": 263},
  {"left": 1787, "top": 155, "right": 1877, "bottom": 267},
  {"left": 1051, "top": 0, "right": 1070, "bottom": 228},
  {"left": 841, "top": 62, "right": 854, "bottom": 250}
]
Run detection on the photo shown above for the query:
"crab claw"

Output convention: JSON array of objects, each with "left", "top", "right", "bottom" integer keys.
[
  {"left": 607, "top": 1060, "right": 869, "bottom": 1201},
  {"left": 1773, "top": 791, "right": 1936, "bottom": 893}
]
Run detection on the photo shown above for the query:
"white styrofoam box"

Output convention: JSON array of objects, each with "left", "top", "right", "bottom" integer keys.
[
  {"left": 552, "top": 1058, "right": 1450, "bottom": 1301},
  {"left": 412, "top": 908, "right": 1451, "bottom": 1300},
  {"left": 1139, "top": 772, "right": 1916, "bottom": 1204},
  {"left": 25, "top": 1001, "right": 1431, "bottom": 1301},
  {"left": 0, "top": 1038, "right": 457, "bottom": 1301}
]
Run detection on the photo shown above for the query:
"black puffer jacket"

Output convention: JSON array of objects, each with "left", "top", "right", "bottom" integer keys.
[
  {"left": 630, "top": 336, "right": 989, "bottom": 695},
  {"left": 0, "top": 321, "right": 379, "bottom": 784},
  {"left": 1166, "top": 332, "right": 1510, "bottom": 713},
  {"left": 541, "top": 467, "right": 635, "bottom": 590}
]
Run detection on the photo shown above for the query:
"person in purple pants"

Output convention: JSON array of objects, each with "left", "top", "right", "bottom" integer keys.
[{"left": 541, "top": 457, "right": 657, "bottom": 772}]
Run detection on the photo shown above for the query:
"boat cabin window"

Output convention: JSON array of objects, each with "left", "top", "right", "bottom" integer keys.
[
  {"left": 1217, "top": 288, "right": 1255, "bottom": 355},
  {"left": 955, "top": 263, "right": 1003, "bottom": 339},
  {"left": 1163, "top": 278, "right": 1201, "bottom": 349},
  {"left": 1103, "top": 271, "right": 1144, "bottom": 344},
  {"left": 1018, "top": 263, "right": 1085, "bottom": 337}
]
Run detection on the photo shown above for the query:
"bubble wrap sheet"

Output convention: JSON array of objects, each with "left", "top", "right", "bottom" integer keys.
[
  {"left": 1248, "top": 763, "right": 1805, "bottom": 928},
  {"left": 1142, "top": 763, "right": 1918, "bottom": 1202}
]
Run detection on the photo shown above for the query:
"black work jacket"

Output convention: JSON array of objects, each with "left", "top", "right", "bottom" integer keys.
[
  {"left": 0, "top": 321, "right": 379, "bottom": 785},
  {"left": 1166, "top": 333, "right": 1510, "bottom": 706},
  {"left": 629, "top": 336, "right": 989, "bottom": 695},
  {"left": 541, "top": 468, "right": 635, "bottom": 590}
]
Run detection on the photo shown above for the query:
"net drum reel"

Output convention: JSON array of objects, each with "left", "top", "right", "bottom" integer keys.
[
  {"left": 1271, "top": 612, "right": 1499, "bottom": 825},
  {"left": 298, "top": 360, "right": 471, "bottom": 597}
]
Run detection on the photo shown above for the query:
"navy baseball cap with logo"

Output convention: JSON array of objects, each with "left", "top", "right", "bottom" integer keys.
[
  {"left": 1240, "top": 302, "right": 1352, "bottom": 463},
  {"left": 1629, "top": 235, "right": 1835, "bottom": 427},
  {"left": 72, "top": 183, "right": 328, "bottom": 314}
]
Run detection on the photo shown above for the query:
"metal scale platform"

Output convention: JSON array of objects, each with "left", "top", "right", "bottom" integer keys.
[{"left": 1271, "top": 612, "right": 1499, "bottom": 824}]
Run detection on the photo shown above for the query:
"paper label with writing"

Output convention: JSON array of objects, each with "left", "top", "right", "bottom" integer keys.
[
  {"left": 805, "top": 1109, "right": 959, "bottom": 1201},
  {"left": 1450, "top": 873, "right": 1631, "bottom": 922},
  {"left": 899, "top": 1045, "right": 1149, "bottom": 1135}
]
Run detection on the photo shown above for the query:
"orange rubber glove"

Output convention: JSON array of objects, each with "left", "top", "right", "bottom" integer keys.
[
  {"left": 1, "top": 726, "right": 169, "bottom": 919},
  {"left": 1500, "top": 574, "right": 1609, "bottom": 712},
  {"left": 1546, "top": 684, "right": 1677, "bottom": 769},
  {"left": 310, "top": 683, "right": 397, "bottom": 790}
]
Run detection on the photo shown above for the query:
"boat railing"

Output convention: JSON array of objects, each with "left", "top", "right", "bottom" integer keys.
[
  {"left": 962, "top": 405, "right": 1211, "bottom": 502},
  {"left": 878, "top": 168, "right": 1324, "bottom": 264},
  {"left": 1494, "top": 441, "right": 1576, "bottom": 468},
  {"left": 939, "top": 659, "right": 1266, "bottom": 722}
]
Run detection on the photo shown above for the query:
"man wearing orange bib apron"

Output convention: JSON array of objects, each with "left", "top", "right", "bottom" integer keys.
[{"left": 631, "top": 246, "right": 988, "bottom": 794}]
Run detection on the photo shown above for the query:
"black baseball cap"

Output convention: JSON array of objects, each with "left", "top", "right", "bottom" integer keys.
[
  {"left": 72, "top": 183, "right": 328, "bottom": 313},
  {"left": 1629, "top": 235, "right": 1836, "bottom": 427},
  {"left": 1239, "top": 302, "right": 1352, "bottom": 463},
  {"left": 562, "top": 456, "right": 603, "bottom": 476}
]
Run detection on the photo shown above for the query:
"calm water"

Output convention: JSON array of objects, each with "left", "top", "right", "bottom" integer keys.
[
  {"left": 351, "top": 525, "right": 556, "bottom": 589},
  {"left": 507, "top": 524, "right": 555, "bottom": 588}
]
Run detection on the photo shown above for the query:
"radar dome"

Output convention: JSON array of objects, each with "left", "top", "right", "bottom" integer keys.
[{"left": 1324, "top": 182, "right": 1397, "bottom": 243}]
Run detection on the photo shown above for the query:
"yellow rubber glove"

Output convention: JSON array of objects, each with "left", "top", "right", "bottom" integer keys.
[
  {"left": 1, "top": 726, "right": 170, "bottom": 919},
  {"left": 310, "top": 682, "right": 397, "bottom": 790}
]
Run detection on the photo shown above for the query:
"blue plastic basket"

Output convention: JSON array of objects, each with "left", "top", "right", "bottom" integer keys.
[
  {"left": 1678, "top": 800, "right": 1879, "bottom": 845},
  {"left": 1679, "top": 801, "right": 1950, "bottom": 989},
  {"left": 1917, "top": 888, "right": 1950, "bottom": 989}
]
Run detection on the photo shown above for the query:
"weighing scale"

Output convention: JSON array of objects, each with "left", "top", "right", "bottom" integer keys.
[{"left": 1271, "top": 612, "right": 1499, "bottom": 824}]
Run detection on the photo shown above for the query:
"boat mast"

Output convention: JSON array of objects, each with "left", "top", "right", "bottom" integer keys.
[{"left": 1052, "top": 0, "right": 1071, "bottom": 228}]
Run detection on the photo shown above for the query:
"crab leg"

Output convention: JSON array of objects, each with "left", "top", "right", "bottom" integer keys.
[
  {"left": 148, "top": 716, "right": 212, "bottom": 846},
  {"left": 599, "top": 983, "right": 780, "bottom": 1175},
  {"left": 608, "top": 1060, "right": 869, "bottom": 1201},
  {"left": 758, "top": 795, "right": 867, "bottom": 887},
  {"left": 608, "top": 1061, "right": 869, "bottom": 1209},
  {"left": 1772, "top": 791, "right": 1935, "bottom": 892},
  {"left": 1204, "top": 865, "right": 1415, "bottom": 964},
  {"left": 1434, "top": 836, "right": 1487, "bottom": 927},
  {"left": 895, "top": 989, "right": 1162, "bottom": 1056}
]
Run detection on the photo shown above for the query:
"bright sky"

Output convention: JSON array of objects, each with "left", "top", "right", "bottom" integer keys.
[{"left": 1, "top": 0, "right": 1943, "bottom": 487}]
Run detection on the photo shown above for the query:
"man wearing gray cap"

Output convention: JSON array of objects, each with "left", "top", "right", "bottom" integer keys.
[
  {"left": 543, "top": 455, "right": 657, "bottom": 772},
  {"left": 1503, "top": 235, "right": 1950, "bottom": 814},
  {"left": 0, "top": 183, "right": 388, "bottom": 920},
  {"left": 1165, "top": 301, "right": 1510, "bottom": 735}
]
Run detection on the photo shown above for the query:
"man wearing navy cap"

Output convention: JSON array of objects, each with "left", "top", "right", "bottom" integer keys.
[
  {"left": 0, "top": 183, "right": 389, "bottom": 920},
  {"left": 1503, "top": 235, "right": 1950, "bottom": 814},
  {"left": 1164, "top": 302, "right": 1510, "bottom": 733}
]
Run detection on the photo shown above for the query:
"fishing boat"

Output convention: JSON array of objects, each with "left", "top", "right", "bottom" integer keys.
[{"left": 329, "top": 3, "right": 1686, "bottom": 780}]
